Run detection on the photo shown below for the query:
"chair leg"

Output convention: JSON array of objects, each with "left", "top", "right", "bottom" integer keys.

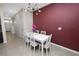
[
  {"left": 30, "top": 45, "right": 33, "bottom": 56},
  {"left": 46, "top": 48, "right": 48, "bottom": 56},
  {"left": 26, "top": 42, "right": 27, "bottom": 46},
  {"left": 34, "top": 47, "right": 35, "bottom": 55},
  {"left": 39, "top": 45, "right": 40, "bottom": 51},
  {"left": 26, "top": 43, "right": 29, "bottom": 48},
  {"left": 50, "top": 47, "right": 51, "bottom": 56},
  {"left": 50, "top": 45, "right": 52, "bottom": 56}
]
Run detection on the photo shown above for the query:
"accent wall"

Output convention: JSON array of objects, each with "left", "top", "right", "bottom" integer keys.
[{"left": 33, "top": 3, "right": 79, "bottom": 51}]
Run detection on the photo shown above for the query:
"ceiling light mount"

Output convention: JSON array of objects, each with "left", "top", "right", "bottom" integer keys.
[{"left": 26, "top": 3, "right": 41, "bottom": 12}]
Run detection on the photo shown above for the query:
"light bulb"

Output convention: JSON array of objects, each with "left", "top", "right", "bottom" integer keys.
[
  {"left": 58, "top": 27, "right": 62, "bottom": 30},
  {"left": 38, "top": 10, "right": 41, "bottom": 12},
  {"left": 36, "top": 13, "right": 38, "bottom": 15}
]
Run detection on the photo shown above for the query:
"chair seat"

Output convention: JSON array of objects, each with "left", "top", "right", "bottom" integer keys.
[
  {"left": 30, "top": 42, "right": 38, "bottom": 47},
  {"left": 25, "top": 37, "right": 30, "bottom": 43},
  {"left": 44, "top": 42, "right": 51, "bottom": 49},
  {"left": 26, "top": 39, "right": 30, "bottom": 43},
  {"left": 39, "top": 42, "right": 51, "bottom": 49}
]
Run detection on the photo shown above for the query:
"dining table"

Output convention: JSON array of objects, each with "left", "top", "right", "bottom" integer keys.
[{"left": 26, "top": 32, "right": 49, "bottom": 56}]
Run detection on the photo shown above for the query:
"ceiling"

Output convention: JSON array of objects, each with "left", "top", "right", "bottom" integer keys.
[{"left": 0, "top": 3, "right": 50, "bottom": 19}]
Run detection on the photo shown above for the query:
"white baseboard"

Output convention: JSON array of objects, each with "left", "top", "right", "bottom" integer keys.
[{"left": 51, "top": 43, "right": 79, "bottom": 55}]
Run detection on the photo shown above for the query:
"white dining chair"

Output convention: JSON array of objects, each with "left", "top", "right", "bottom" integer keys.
[
  {"left": 40, "top": 31, "right": 46, "bottom": 34},
  {"left": 30, "top": 34, "right": 39, "bottom": 55},
  {"left": 39, "top": 34, "right": 52, "bottom": 55},
  {"left": 24, "top": 32, "right": 32, "bottom": 46},
  {"left": 35, "top": 30, "right": 39, "bottom": 33},
  {"left": 23, "top": 33, "right": 29, "bottom": 45},
  {"left": 24, "top": 34, "right": 30, "bottom": 46}
]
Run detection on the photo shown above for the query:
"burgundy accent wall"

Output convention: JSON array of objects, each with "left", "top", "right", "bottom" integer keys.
[{"left": 33, "top": 3, "right": 79, "bottom": 51}]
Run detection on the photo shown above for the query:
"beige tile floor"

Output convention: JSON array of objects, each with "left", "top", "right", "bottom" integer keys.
[{"left": 0, "top": 32, "right": 79, "bottom": 56}]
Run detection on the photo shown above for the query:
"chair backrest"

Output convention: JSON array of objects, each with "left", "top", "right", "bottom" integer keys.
[
  {"left": 48, "top": 34, "right": 52, "bottom": 42},
  {"left": 35, "top": 30, "right": 39, "bottom": 33},
  {"left": 45, "top": 34, "right": 52, "bottom": 44},
  {"left": 25, "top": 34, "right": 30, "bottom": 42},
  {"left": 30, "top": 34, "right": 35, "bottom": 43},
  {"left": 40, "top": 31, "right": 46, "bottom": 34}
]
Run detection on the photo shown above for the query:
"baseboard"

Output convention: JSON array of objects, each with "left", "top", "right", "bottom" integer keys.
[{"left": 51, "top": 43, "right": 79, "bottom": 55}]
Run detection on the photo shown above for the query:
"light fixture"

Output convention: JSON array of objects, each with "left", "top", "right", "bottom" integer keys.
[
  {"left": 28, "top": 3, "right": 38, "bottom": 11},
  {"left": 36, "top": 13, "right": 38, "bottom": 15},
  {"left": 38, "top": 9, "right": 41, "bottom": 12},
  {"left": 26, "top": 3, "right": 41, "bottom": 13},
  {"left": 58, "top": 27, "right": 62, "bottom": 31}
]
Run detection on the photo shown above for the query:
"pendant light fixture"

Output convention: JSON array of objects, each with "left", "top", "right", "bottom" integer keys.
[{"left": 26, "top": 3, "right": 41, "bottom": 13}]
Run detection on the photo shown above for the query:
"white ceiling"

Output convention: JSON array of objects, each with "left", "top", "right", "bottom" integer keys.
[{"left": 0, "top": 3, "right": 50, "bottom": 18}]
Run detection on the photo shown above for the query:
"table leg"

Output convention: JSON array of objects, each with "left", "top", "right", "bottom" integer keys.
[{"left": 42, "top": 43, "right": 43, "bottom": 56}]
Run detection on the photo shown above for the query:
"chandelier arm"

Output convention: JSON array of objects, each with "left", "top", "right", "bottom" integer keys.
[{"left": 27, "top": 3, "right": 40, "bottom": 11}]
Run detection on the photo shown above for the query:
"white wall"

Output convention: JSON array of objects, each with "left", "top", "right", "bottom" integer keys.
[
  {"left": 13, "top": 9, "right": 23, "bottom": 38},
  {"left": 4, "top": 19, "right": 12, "bottom": 32},
  {"left": 11, "top": 18, "right": 15, "bottom": 34},
  {"left": 12, "top": 8, "right": 33, "bottom": 39},
  {"left": 23, "top": 9, "right": 33, "bottom": 35}
]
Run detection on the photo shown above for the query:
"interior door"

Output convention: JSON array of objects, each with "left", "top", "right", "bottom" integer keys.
[{"left": 0, "top": 17, "right": 3, "bottom": 43}]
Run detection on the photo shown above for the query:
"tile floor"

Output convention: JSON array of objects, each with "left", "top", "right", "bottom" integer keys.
[{"left": 0, "top": 32, "right": 79, "bottom": 56}]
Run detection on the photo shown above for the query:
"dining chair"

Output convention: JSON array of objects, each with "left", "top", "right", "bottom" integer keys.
[
  {"left": 24, "top": 32, "right": 32, "bottom": 46},
  {"left": 35, "top": 30, "right": 40, "bottom": 33},
  {"left": 24, "top": 34, "right": 30, "bottom": 46},
  {"left": 30, "top": 34, "right": 39, "bottom": 55},
  {"left": 39, "top": 34, "right": 52, "bottom": 55},
  {"left": 23, "top": 33, "right": 29, "bottom": 44},
  {"left": 40, "top": 31, "right": 46, "bottom": 34}
]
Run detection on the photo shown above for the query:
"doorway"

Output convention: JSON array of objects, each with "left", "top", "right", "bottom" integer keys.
[{"left": 0, "top": 16, "right": 3, "bottom": 43}]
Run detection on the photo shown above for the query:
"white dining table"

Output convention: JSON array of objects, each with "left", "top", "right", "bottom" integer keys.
[{"left": 26, "top": 32, "right": 49, "bottom": 56}]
